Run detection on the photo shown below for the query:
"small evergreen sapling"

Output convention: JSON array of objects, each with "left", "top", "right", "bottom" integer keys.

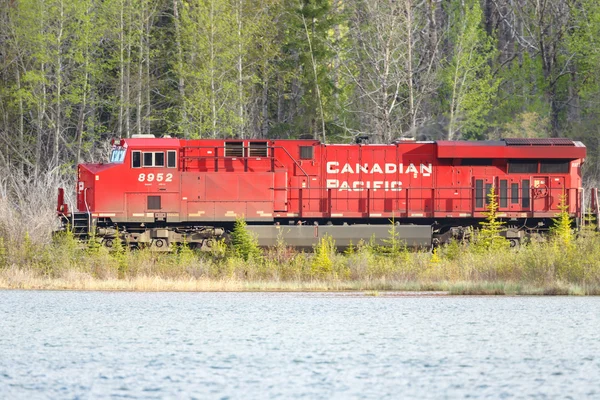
[
  {"left": 550, "top": 192, "right": 573, "bottom": 248},
  {"left": 0, "top": 237, "right": 6, "bottom": 267},
  {"left": 311, "top": 234, "right": 335, "bottom": 278},
  {"left": 111, "top": 227, "right": 128, "bottom": 278},
  {"left": 229, "top": 217, "right": 261, "bottom": 261},
  {"left": 476, "top": 186, "right": 509, "bottom": 251}
]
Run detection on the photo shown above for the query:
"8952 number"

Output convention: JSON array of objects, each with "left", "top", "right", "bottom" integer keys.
[{"left": 138, "top": 173, "right": 173, "bottom": 182}]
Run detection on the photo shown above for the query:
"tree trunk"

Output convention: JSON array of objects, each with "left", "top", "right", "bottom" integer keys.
[
  {"left": 54, "top": 0, "right": 65, "bottom": 165},
  {"left": 237, "top": 0, "right": 244, "bottom": 138},
  {"left": 173, "top": 0, "right": 186, "bottom": 137},
  {"left": 137, "top": 6, "right": 144, "bottom": 137},
  {"left": 118, "top": 0, "right": 125, "bottom": 138}
]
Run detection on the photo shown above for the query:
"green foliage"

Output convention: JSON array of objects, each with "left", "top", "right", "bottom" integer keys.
[
  {"left": 18, "top": 231, "right": 42, "bottom": 270},
  {"left": 440, "top": 239, "right": 465, "bottom": 262},
  {"left": 86, "top": 231, "right": 102, "bottom": 255},
  {"left": 311, "top": 235, "right": 335, "bottom": 278},
  {"left": 550, "top": 193, "right": 574, "bottom": 248},
  {"left": 49, "top": 226, "right": 82, "bottom": 274},
  {"left": 229, "top": 217, "right": 261, "bottom": 261},
  {"left": 2, "top": 0, "right": 600, "bottom": 186},
  {"left": 493, "top": 54, "right": 551, "bottom": 137},
  {"left": 580, "top": 209, "right": 598, "bottom": 238},
  {"left": 208, "top": 238, "right": 228, "bottom": 260},
  {"left": 265, "top": 228, "right": 295, "bottom": 265},
  {"left": 500, "top": 112, "right": 550, "bottom": 139},
  {"left": 475, "top": 186, "right": 509, "bottom": 252},
  {"left": 53, "top": 226, "right": 79, "bottom": 254},
  {"left": 568, "top": 0, "right": 600, "bottom": 101},
  {"left": 6, "top": 221, "right": 600, "bottom": 294},
  {"left": 382, "top": 218, "right": 406, "bottom": 255},
  {"left": 176, "top": 236, "right": 196, "bottom": 267},
  {"left": 275, "top": 0, "right": 341, "bottom": 140},
  {"left": 344, "top": 241, "right": 356, "bottom": 256},
  {"left": 0, "top": 237, "right": 6, "bottom": 268},
  {"left": 443, "top": 0, "right": 500, "bottom": 139},
  {"left": 430, "top": 247, "right": 441, "bottom": 264},
  {"left": 111, "top": 228, "right": 128, "bottom": 279}
]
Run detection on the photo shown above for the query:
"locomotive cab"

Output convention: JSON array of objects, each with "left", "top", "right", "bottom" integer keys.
[
  {"left": 58, "top": 135, "right": 183, "bottom": 241},
  {"left": 90, "top": 136, "right": 181, "bottom": 225}
]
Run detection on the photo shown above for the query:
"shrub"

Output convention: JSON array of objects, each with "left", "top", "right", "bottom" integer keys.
[
  {"left": 311, "top": 235, "right": 335, "bottom": 278},
  {"left": 550, "top": 192, "right": 573, "bottom": 248},
  {"left": 111, "top": 228, "right": 128, "bottom": 279},
  {"left": 475, "top": 186, "right": 509, "bottom": 252},
  {"left": 381, "top": 217, "right": 407, "bottom": 257},
  {"left": 229, "top": 217, "right": 261, "bottom": 261},
  {"left": 207, "top": 238, "right": 228, "bottom": 260},
  {"left": 0, "top": 237, "right": 6, "bottom": 268},
  {"left": 177, "top": 236, "right": 196, "bottom": 267}
]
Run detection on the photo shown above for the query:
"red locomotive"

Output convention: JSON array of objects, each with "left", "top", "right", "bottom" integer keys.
[{"left": 57, "top": 136, "right": 589, "bottom": 248}]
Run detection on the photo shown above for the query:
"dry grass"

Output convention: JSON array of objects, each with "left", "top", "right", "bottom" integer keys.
[
  {"left": 1, "top": 266, "right": 598, "bottom": 295},
  {"left": 0, "top": 266, "right": 429, "bottom": 292}
]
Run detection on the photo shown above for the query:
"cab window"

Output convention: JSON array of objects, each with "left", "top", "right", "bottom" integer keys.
[
  {"left": 132, "top": 150, "right": 172, "bottom": 168},
  {"left": 143, "top": 152, "right": 154, "bottom": 166},
  {"left": 132, "top": 151, "right": 141, "bottom": 168},
  {"left": 167, "top": 151, "right": 177, "bottom": 168},
  {"left": 142, "top": 151, "right": 166, "bottom": 167},
  {"left": 155, "top": 152, "right": 165, "bottom": 167},
  {"left": 110, "top": 148, "right": 126, "bottom": 163}
]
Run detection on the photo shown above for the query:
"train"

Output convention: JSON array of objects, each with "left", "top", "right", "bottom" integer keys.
[{"left": 56, "top": 135, "right": 596, "bottom": 249}]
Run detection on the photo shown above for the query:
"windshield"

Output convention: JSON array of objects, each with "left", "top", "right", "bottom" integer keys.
[{"left": 110, "top": 147, "right": 126, "bottom": 163}]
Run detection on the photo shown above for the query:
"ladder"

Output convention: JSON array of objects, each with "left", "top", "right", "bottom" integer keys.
[{"left": 71, "top": 212, "right": 91, "bottom": 238}]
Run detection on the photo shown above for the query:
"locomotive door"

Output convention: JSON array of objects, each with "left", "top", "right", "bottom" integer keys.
[
  {"left": 473, "top": 176, "right": 494, "bottom": 213},
  {"left": 497, "top": 178, "right": 510, "bottom": 213},
  {"left": 532, "top": 176, "right": 564, "bottom": 213},
  {"left": 548, "top": 176, "right": 565, "bottom": 212},
  {"left": 507, "top": 177, "right": 528, "bottom": 212},
  {"left": 532, "top": 176, "right": 551, "bottom": 213}
]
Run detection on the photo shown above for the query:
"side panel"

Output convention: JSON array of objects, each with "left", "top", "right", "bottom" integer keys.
[
  {"left": 125, "top": 193, "right": 181, "bottom": 221},
  {"left": 321, "top": 143, "right": 435, "bottom": 219},
  {"left": 324, "top": 146, "right": 362, "bottom": 217},
  {"left": 198, "top": 172, "right": 274, "bottom": 221}
]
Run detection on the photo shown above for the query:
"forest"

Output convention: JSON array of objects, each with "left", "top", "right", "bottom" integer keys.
[{"left": 1, "top": 0, "right": 600, "bottom": 242}]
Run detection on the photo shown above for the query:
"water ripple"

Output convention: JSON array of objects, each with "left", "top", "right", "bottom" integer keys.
[{"left": 0, "top": 292, "right": 599, "bottom": 398}]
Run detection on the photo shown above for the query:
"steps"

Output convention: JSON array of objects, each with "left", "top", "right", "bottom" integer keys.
[{"left": 70, "top": 212, "right": 91, "bottom": 237}]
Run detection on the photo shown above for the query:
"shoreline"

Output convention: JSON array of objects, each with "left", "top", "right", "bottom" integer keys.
[{"left": 1, "top": 269, "right": 597, "bottom": 295}]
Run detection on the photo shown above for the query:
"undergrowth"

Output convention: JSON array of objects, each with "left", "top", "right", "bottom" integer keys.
[{"left": 1, "top": 200, "right": 599, "bottom": 294}]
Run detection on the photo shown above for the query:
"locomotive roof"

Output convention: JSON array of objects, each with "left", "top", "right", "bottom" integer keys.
[
  {"left": 119, "top": 136, "right": 585, "bottom": 160},
  {"left": 436, "top": 138, "right": 585, "bottom": 159}
]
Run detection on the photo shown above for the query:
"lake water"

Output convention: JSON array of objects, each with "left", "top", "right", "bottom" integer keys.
[{"left": 0, "top": 291, "right": 598, "bottom": 399}]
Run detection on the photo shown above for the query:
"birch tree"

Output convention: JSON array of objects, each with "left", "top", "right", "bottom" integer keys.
[
  {"left": 342, "top": 0, "right": 438, "bottom": 142},
  {"left": 180, "top": 0, "right": 238, "bottom": 137}
]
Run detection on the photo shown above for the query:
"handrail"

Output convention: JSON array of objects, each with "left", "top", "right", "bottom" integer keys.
[
  {"left": 84, "top": 188, "right": 91, "bottom": 234},
  {"left": 280, "top": 185, "right": 576, "bottom": 216},
  {"left": 180, "top": 144, "right": 311, "bottom": 182},
  {"left": 271, "top": 146, "right": 310, "bottom": 182}
]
